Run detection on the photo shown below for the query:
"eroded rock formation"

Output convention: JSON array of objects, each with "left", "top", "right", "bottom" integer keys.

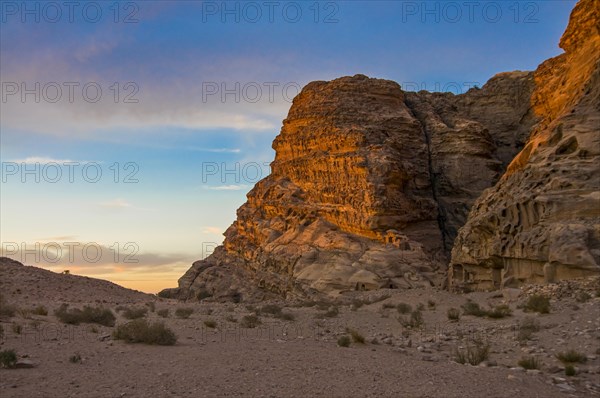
[
  {"left": 449, "top": 0, "right": 600, "bottom": 290},
  {"left": 164, "top": 0, "right": 599, "bottom": 300}
]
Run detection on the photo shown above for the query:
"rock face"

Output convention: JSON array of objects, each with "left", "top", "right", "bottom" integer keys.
[
  {"left": 449, "top": 0, "right": 600, "bottom": 290},
  {"left": 168, "top": 73, "right": 534, "bottom": 301},
  {"left": 166, "top": 0, "right": 599, "bottom": 300}
]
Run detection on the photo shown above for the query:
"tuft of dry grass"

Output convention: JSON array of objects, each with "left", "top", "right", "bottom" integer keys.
[
  {"left": 453, "top": 341, "right": 490, "bottom": 365},
  {"left": 346, "top": 328, "right": 365, "bottom": 344},
  {"left": 518, "top": 356, "right": 541, "bottom": 370},
  {"left": 337, "top": 336, "right": 351, "bottom": 347},
  {"left": 113, "top": 319, "right": 177, "bottom": 345},
  {"left": 522, "top": 295, "right": 550, "bottom": 314},
  {"left": 55, "top": 304, "right": 115, "bottom": 327},
  {"left": 240, "top": 315, "right": 261, "bottom": 328},
  {"left": 174, "top": 307, "right": 194, "bottom": 319},
  {"left": 556, "top": 349, "right": 587, "bottom": 364}
]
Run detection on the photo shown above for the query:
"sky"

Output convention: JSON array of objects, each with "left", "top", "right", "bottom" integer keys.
[{"left": 0, "top": 0, "right": 578, "bottom": 293}]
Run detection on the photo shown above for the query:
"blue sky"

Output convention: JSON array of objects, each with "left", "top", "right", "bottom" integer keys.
[{"left": 0, "top": 0, "right": 578, "bottom": 292}]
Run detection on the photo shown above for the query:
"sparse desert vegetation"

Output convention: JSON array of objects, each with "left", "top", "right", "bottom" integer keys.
[
  {"left": 174, "top": 307, "right": 194, "bottom": 319},
  {"left": 337, "top": 335, "right": 351, "bottom": 347},
  {"left": 447, "top": 307, "right": 460, "bottom": 321},
  {"left": 556, "top": 349, "right": 587, "bottom": 364},
  {"left": 518, "top": 356, "right": 542, "bottom": 370},
  {"left": 113, "top": 319, "right": 177, "bottom": 345},
  {"left": 453, "top": 341, "right": 490, "bottom": 366},
  {"left": 240, "top": 315, "right": 261, "bottom": 328},
  {"left": 118, "top": 306, "right": 148, "bottom": 320},
  {"left": 55, "top": 304, "right": 116, "bottom": 327},
  {"left": 0, "top": 349, "right": 17, "bottom": 369},
  {"left": 522, "top": 294, "right": 551, "bottom": 314}
]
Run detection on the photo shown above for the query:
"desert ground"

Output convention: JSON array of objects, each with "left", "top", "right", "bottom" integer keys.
[{"left": 0, "top": 258, "right": 599, "bottom": 398}]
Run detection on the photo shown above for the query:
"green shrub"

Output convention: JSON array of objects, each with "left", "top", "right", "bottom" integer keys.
[
  {"left": 556, "top": 349, "right": 587, "bottom": 364},
  {"left": 204, "top": 320, "right": 217, "bottom": 328},
  {"left": 565, "top": 364, "right": 576, "bottom": 376},
  {"left": 240, "top": 315, "right": 261, "bottom": 328},
  {"left": 575, "top": 291, "right": 591, "bottom": 303},
  {"left": 400, "top": 310, "right": 424, "bottom": 329},
  {"left": 113, "top": 319, "right": 177, "bottom": 345},
  {"left": 54, "top": 304, "right": 115, "bottom": 326},
  {"left": 12, "top": 323, "right": 22, "bottom": 334},
  {"left": 396, "top": 303, "right": 412, "bottom": 315},
  {"left": 523, "top": 295, "right": 550, "bottom": 314},
  {"left": 518, "top": 356, "right": 541, "bottom": 370},
  {"left": 337, "top": 335, "right": 351, "bottom": 347},
  {"left": 517, "top": 317, "right": 540, "bottom": 342},
  {"left": 120, "top": 307, "right": 148, "bottom": 320},
  {"left": 69, "top": 353, "right": 82, "bottom": 364},
  {"left": 32, "top": 305, "right": 48, "bottom": 316},
  {"left": 174, "top": 307, "right": 194, "bottom": 319},
  {"left": 447, "top": 308, "right": 460, "bottom": 321},
  {"left": 453, "top": 341, "right": 490, "bottom": 365},
  {"left": 461, "top": 301, "right": 487, "bottom": 317},
  {"left": 157, "top": 309, "right": 169, "bottom": 318},
  {"left": 17, "top": 308, "right": 32, "bottom": 319},
  {"left": 487, "top": 304, "right": 512, "bottom": 319},
  {"left": 346, "top": 328, "right": 365, "bottom": 344},
  {"left": 0, "top": 349, "right": 17, "bottom": 369}
]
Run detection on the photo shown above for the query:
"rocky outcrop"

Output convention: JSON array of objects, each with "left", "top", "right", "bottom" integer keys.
[
  {"left": 405, "top": 71, "right": 537, "bottom": 251},
  {"left": 165, "top": 72, "right": 536, "bottom": 301},
  {"left": 164, "top": 0, "right": 599, "bottom": 300},
  {"left": 449, "top": 0, "right": 600, "bottom": 290}
]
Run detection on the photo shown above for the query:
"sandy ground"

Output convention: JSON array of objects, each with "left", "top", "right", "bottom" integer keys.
[{"left": 1, "top": 258, "right": 599, "bottom": 398}]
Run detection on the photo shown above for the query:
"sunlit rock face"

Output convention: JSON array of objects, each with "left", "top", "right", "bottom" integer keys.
[
  {"left": 164, "top": 0, "right": 599, "bottom": 300},
  {"left": 450, "top": 0, "right": 600, "bottom": 290}
]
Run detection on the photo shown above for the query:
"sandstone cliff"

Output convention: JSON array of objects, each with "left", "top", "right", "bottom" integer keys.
[
  {"left": 164, "top": 0, "right": 599, "bottom": 300},
  {"left": 449, "top": 0, "right": 600, "bottom": 290}
]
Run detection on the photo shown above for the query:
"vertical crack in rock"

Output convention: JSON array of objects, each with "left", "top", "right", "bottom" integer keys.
[{"left": 406, "top": 101, "right": 450, "bottom": 255}]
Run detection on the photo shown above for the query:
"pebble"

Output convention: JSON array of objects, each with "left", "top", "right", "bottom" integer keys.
[{"left": 556, "top": 383, "right": 576, "bottom": 392}]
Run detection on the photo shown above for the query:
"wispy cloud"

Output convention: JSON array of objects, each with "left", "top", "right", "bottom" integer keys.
[
  {"left": 189, "top": 147, "right": 241, "bottom": 153},
  {"left": 36, "top": 236, "right": 78, "bottom": 242},
  {"left": 204, "top": 184, "right": 248, "bottom": 191},
  {"left": 202, "top": 226, "right": 224, "bottom": 235},
  {"left": 10, "top": 156, "right": 85, "bottom": 164}
]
